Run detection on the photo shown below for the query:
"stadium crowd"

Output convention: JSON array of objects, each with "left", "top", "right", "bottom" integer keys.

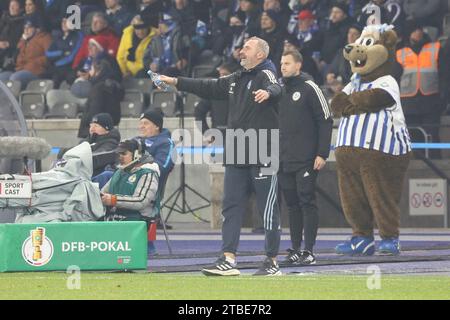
[
  {"left": 0, "top": 0, "right": 449, "bottom": 146},
  {"left": 0, "top": 0, "right": 450, "bottom": 158}
]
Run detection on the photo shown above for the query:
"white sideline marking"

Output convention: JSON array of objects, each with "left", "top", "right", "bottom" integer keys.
[{"left": 157, "top": 235, "right": 450, "bottom": 242}]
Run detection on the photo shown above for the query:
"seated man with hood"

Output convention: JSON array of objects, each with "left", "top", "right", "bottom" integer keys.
[{"left": 101, "top": 139, "right": 160, "bottom": 222}]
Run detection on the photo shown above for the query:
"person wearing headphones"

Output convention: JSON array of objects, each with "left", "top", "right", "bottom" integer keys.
[{"left": 101, "top": 139, "right": 160, "bottom": 222}]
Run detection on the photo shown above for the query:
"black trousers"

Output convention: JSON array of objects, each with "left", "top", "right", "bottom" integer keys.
[
  {"left": 221, "top": 166, "right": 281, "bottom": 258},
  {"left": 278, "top": 165, "right": 319, "bottom": 252}
]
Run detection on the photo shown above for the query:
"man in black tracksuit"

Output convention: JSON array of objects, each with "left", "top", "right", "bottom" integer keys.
[
  {"left": 161, "top": 37, "right": 283, "bottom": 276},
  {"left": 278, "top": 49, "right": 333, "bottom": 265}
]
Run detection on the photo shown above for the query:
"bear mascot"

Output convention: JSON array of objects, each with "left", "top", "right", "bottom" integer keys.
[{"left": 330, "top": 24, "right": 412, "bottom": 256}]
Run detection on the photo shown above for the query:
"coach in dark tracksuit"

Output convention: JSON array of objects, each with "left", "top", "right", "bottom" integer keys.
[
  {"left": 278, "top": 49, "right": 333, "bottom": 265},
  {"left": 161, "top": 37, "right": 283, "bottom": 276}
]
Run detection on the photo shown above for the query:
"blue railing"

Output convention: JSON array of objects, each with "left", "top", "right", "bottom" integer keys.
[{"left": 51, "top": 144, "right": 450, "bottom": 156}]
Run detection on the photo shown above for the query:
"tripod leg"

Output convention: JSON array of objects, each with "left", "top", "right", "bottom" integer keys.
[
  {"left": 162, "top": 186, "right": 182, "bottom": 207},
  {"left": 158, "top": 210, "right": 173, "bottom": 255},
  {"left": 164, "top": 187, "right": 183, "bottom": 223},
  {"left": 185, "top": 184, "right": 212, "bottom": 204},
  {"left": 184, "top": 198, "right": 210, "bottom": 223}
]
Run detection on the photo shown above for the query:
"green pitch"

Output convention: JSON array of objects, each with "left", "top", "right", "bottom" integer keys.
[{"left": 0, "top": 273, "right": 449, "bottom": 300}]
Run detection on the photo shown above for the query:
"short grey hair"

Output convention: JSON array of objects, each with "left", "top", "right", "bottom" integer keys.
[
  {"left": 93, "top": 12, "right": 109, "bottom": 25},
  {"left": 247, "top": 37, "right": 270, "bottom": 59}
]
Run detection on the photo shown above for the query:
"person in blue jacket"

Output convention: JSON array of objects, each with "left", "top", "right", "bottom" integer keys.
[
  {"left": 138, "top": 109, "right": 175, "bottom": 187},
  {"left": 93, "top": 108, "right": 174, "bottom": 190},
  {"left": 45, "top": 16, "right": 83, "bottom": 88}
]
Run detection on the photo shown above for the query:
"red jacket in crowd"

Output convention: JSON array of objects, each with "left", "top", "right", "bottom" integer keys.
[{"left": 72, "top": 28, "right": 120, "bottom": 69}]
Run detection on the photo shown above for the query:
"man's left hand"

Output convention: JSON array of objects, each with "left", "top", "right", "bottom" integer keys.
[
  {"left": 253, "top": 90, "right": 270, "bottom": 103},
  {"left": 101, "top": 193, "right": 113, "bottom": 206},
  {"left": 314, "top": 156, "right": 326, "bottom": 171}
]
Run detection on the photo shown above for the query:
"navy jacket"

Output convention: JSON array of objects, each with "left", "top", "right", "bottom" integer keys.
[
  {"left": 46, "top": 31, "right": 84, "bottom": 67},
  {"left": 140, "top": 129, "right": 175, "bottom": 186},
  {"left": 106, "top": 6, "right": 134, "bottom": 36}
]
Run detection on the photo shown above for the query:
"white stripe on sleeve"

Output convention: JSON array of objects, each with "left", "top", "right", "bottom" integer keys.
[{"left": 306, "top": 80, "right": 331, "bottom": 119}]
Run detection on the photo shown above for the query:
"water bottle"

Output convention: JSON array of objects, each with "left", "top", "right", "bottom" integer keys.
[{"left": 147, "top": 70, "right": 169, "bottom": 91}]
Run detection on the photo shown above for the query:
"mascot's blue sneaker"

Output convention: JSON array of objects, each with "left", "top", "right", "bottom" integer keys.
[
  {"left": 335, "top": 236, "right": 375, "bottom": 256},
  {"left": 378, "top": 238, "right": 400, "bottom": 256}
]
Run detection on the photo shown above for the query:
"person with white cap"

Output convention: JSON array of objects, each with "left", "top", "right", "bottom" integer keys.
[
  {"left": 72, "top": 12, "right": 120, "bottom": 71},
  {"left": 71, "top": 35, "right": 122, "bottom": 99}
]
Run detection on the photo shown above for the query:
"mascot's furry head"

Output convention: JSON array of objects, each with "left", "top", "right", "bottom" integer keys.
[
  {"left": 343, "top": 24, "right": 398, "bottom": 82},
  {"left": 330, "top": 24, "right": 401, "bottom": 118}
]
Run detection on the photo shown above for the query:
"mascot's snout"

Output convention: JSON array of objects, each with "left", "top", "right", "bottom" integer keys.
[
  {"left": 344, "top": 45, "right": 353, "bottom": 54},
  {"left": 343, "top": 44, "right": 369, "bottom": 69}
]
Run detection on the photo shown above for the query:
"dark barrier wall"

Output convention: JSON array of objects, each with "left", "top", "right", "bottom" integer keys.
[{"left": 239, "top": 161, "right": 449, "bottom": 229}]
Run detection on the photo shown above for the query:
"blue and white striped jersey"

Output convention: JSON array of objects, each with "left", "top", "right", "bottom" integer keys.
[{"left": 335, "top": 75, "right": 412, "bottom": 155}]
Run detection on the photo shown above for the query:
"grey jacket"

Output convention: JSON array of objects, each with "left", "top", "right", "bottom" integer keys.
[
  {"left": 0, "top": 142, "right": 105, "bottom": 223},
  {"left": 102, "top": 162, "right": 160, "bottom": 218}
]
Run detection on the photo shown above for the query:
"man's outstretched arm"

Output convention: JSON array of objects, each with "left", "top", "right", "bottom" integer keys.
[{"left": 160, "top": 75, "right": 231, "bottom": 101}]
